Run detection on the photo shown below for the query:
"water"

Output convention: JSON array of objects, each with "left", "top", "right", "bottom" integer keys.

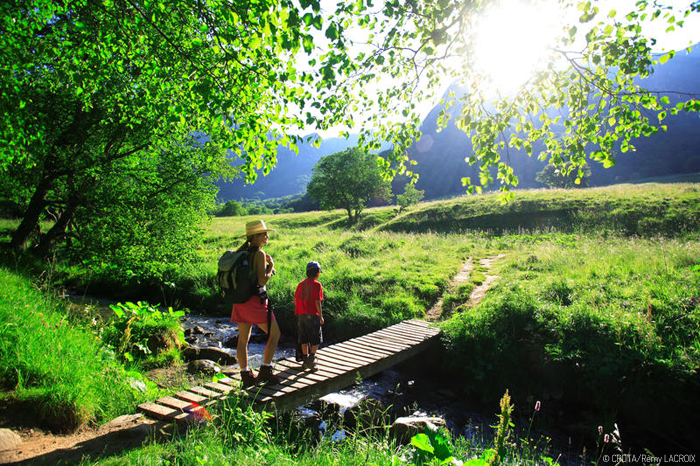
[{"left": 180, "top": 314, "right": 296, "bottom": 368}]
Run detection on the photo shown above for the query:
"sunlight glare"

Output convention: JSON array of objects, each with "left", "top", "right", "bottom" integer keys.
[{"left": 473, "top": 1, "right": 562, "bottom": 93}]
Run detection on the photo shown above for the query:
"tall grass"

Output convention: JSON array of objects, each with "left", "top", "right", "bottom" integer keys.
[
  {"left": 0, "top": 268, "right": 141, "bottom": 431},
  {"left": 440, "top": 236, "right": 700, "bottom": 449}
]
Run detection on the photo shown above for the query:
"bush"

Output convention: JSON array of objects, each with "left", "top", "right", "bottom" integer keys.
[{"left": 101, "top": 301, "right": 187, "bottom": 368}]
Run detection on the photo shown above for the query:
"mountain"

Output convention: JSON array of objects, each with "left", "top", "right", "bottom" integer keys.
[
  {"left": 217, "top": 43, "right": 700, "bottom": 202},
  {"left": 397, "top": 42, "right": 700, "bottom": 198},
  {"left": 215, "top": 135, "right": 358, "bottom": 201}
]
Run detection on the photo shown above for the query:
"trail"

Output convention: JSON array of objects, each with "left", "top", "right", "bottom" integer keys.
[{"left": 425, "top": 254, "right": 505, "bottom": 322}]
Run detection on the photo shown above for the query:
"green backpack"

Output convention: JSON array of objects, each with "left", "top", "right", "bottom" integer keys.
[{"left": 216, "top": 250, "right": 257, "bottom": 304}]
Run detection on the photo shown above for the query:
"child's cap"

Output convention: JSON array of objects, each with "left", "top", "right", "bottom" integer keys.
[{"left": 306, "top": 261, "right": 322, "bottom": 273}]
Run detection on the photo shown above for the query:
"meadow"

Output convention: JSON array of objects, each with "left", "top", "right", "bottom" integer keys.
[{"left": 1, "top": 181, "right": 699, "bottom": 463}]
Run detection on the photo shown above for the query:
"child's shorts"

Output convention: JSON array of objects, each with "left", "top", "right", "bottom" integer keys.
[{"left": 297, "top": 314, "right": 323, "bottom": 346}]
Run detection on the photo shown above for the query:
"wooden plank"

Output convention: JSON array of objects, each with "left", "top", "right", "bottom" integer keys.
[
  {"left": 313, "top": 360, "right": 348, "bottom": 376},
  {"left": 157, "top": 396, "right": 191, "bottom": 411},
  {"left": 214, "top": 377, "right": 238, "bottom": 388},
  {"left": 397, "top": 321, "right": 433, "bottom": 332},
  {"left": 205, "top": 382, "right": 235, "bottom": 393},
  {"left": 361, "top": 336, "right": 413, "bottom": 351},
  {"left": 353, "top": 335, "right": 409, "bottom": 352},
  {"left": 275, "top": 368, "right": 319, "bottom": 389},
  {"left": 138, "top": 402, "right": 188, "bottom": 423},
  {"left": 332, "top": 340, "right": 393, "bottom": 357},
  {"left": 276, "top": 361, "right": 341, "bottom": 382},
  {"left": 173, "top": 390, "right": 208, "bottom": 404},
  {"left": 334, "top": 341, "right": 393, "bottom": 360},
  {"left": 404, "top": 319, "right": 431, "bottom": 328},
  {"left": 319, "top": 347, "right": 374, "bottom": 366},
  {"left": 401, "top": 320, "right": 438, "bottom": 333},
  {"left": 318, "top": 350, "right": 375, "bottom": 371},
  {"left": 378, "top": 327, "right": 428, "bottom": 343},
  {"left": 370, "top": 332, "right": 421, "bottom": 346},
  {"left": 360, "top": 331, "right": 413, "bottom": 347},
  {"left": 385, "top": 324, "right": 434, "bottom": 339},
  {"left": 189, "top": 386, "right": 224, "bottom": 398},
  {"left": 276, "top": 359, "right": 331, "bottom": 382},
  {"left": 313, "top": 354, "right": 361, "bottom": 371}
]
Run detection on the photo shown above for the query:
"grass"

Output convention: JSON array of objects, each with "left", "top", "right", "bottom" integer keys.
[
  {"left": 1, "top": 181, "right": 699, "bottom": 460},
  {"left": 439, "top": 235, "right": 700, "bottom": 448},
  {"left": 0, "top": 268, "right": 141, "bottom": 431}
]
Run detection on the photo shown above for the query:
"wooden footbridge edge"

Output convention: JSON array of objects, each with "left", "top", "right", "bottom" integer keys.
[{"left": 138, "top": 319, "right": 441, "bottom": 424}]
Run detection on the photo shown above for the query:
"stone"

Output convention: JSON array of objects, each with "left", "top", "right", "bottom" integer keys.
[
  {"left": 390, "top": 416, "right": 447, "bottom": 444},
  {"left": 0, "top": 428, "right": 22, "bottom": 452},
  {"left": 187, "top": 359, "right": 221, "bottom": 375},
  {"left": 182, "top": 347, "right": 236, "bottom": 365}
]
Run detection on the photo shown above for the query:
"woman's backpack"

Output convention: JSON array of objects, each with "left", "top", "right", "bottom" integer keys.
[{"left": 216, "top": 250, "right": 257, "bottom": 304}]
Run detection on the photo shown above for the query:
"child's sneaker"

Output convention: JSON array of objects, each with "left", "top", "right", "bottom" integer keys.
[
  {"left": 302, "top": 354, "right": 317, "bottom": 371},
  {"left": 240, "top": 370, "right": 256, "bottom": 389},
  {"left": 257, "top": 365, "right": 280, "bottom": 386}
]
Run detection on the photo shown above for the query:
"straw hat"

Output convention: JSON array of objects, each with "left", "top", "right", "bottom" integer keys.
[{"left": 244, "top": 219, "right": 276, "bottom": 238}]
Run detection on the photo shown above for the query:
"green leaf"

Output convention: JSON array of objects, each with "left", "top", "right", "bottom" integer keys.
[
  {"left": 410, "top": 434, "right": 434, "bottom": 454},
  {"left": 325, "top": 24, "right": 338, "bottom": 41}
]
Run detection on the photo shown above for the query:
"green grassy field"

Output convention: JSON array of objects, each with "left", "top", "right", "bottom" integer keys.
[{"left": 1, "top": 181, "right": 699, "bottom": 462}]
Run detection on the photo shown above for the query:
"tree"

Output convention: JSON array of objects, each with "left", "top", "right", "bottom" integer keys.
[
  {"left": 396, "top": 184, "right": 425, "bottom": 213},
  {"left": 0, "top": 0, "right": 355, "bottom": 260},
  {"left": 319, "top": 1, "right": 700, "bottom": 198},
  {"left": 536, "top": 163, "right": 592, "bottom": 189},
  {"left": 3, "top": 0, "right": 699, "bottom": 264},
  {"left": 307, "top": 148, "right": 392, "bottom": 224}
]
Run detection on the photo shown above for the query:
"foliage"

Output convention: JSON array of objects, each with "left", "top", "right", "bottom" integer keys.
[
  {"left": 308, "top": 147, "right": 393, "bottom": 224},
  {"left": 102, "top": 301, "right": 186, "bottom": 367},
  {"left": 411, "top": 427, "right": 456, "bottom": 465},
  {"left": 0, "top": 267, "right": 141, "bottom": 430},
  {"left": 333, "top": 0, "right": 700, "bottom": 197},
  {"left": 0, "top": 0, "right": 365, "bottom": 262},
  {"left": 396, "top": 184, "right": 426, "bottom": 213},
  {"left": 535, "top": 162, "right": 592, "bottom": 189},
  {"left": 491, "top": 390, "right": 514, "bottom": 466}
]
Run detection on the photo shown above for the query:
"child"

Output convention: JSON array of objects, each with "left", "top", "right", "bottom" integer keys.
[{"left": 294, "top": 261, "right": 324, "bottom": 371}]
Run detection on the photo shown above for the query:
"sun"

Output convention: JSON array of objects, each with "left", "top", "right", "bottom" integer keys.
[{"left": 472, "top": 1, "right": 562, "bottom": 94}]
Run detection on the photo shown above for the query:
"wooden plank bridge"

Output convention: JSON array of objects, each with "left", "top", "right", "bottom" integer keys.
[{"left": 138, "top": 319, "right": 440, "bottom": 424}]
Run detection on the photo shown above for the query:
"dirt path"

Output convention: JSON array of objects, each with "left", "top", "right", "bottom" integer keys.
[
  {"left": 0, "top": 414, "right": 174, "bottom": 465},
  {"left": 425, "top": 254, "right": 504, "bottom": 322},
  {"left": 0, "top": 364, "right": 204, "bottom": 465}
]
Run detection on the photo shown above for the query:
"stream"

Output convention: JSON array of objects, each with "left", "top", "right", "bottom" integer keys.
[{"left": 64, "top": 296, "right": 605, "bottom": 464}]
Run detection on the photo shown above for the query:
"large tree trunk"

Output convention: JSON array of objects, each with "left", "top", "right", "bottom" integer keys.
[
  {"left": 34, "top": 203, "right": 75, "bottom": 258},
  {"left": 10, "top": 177, "right": 53, "bottom": 252}
]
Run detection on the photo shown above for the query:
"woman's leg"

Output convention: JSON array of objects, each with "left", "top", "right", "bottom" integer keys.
[
  {"left": 236, "top": 322, "right": 253, "bottom": 370},
  {"left": 259, "top": 319, "right": 281, "bottom": 365}
]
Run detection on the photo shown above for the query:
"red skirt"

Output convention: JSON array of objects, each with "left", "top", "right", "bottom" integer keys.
[{"left": 231, "top": 295, "right": 275, "bottom": 325}]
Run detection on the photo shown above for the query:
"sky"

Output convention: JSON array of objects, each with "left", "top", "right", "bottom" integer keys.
[{"left": 313, "top": 0, "right": 700, "bottom": 139}]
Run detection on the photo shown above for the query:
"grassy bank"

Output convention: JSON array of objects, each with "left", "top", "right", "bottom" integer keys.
[
  {"left": 439, "top": 236, "right": 700, "bottom": 449},
  {"left": 0, "top": 268, "right": 140, "bottom": 430}
]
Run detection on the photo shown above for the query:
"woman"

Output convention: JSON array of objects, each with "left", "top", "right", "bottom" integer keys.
[{"left": 231, "top": 219, "right": 281, "bottom": 388}]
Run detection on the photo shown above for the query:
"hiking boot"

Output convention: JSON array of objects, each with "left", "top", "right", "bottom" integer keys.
[
  {"left": 256, "top": 365, "right": 280, "bottom": 386},
  {"left": 240, "top": 370, "right": 257, "bottom": 389},
  {"left": 302, "top": 354, "right": 317, "bottom": 372}
]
